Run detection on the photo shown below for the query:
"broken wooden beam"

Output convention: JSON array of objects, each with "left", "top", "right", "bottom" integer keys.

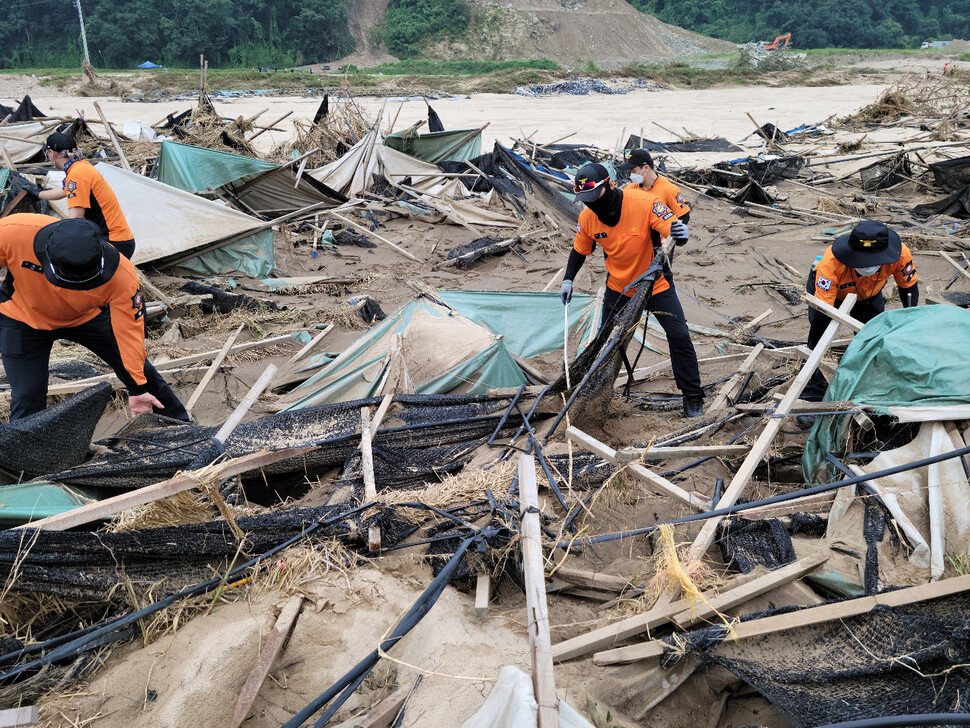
[
  {"left": 475, "top": 573, "right": 491, "bottom": 619},
  {"left": 361, "top": 407, "right": 381, "bottom": 553},
  {"left": 802, "top": 293, "right": 865, "bottom": 332},
  {"left": 330, "top": 211, "right": 421, "bottom": 263},
  {"left": 707, "top": 343, "right": 764, "bottom": 412},
  {"left": 518, "top": 454, "right": 559, "bottom": 727},
  {"left": 614, "top": 444, "right": 751, "bottom": 463},
  {"left": 184, "top": 323, "right": 245, "bottom": 417},
  {"left": 565, "top": 426, "right": 711, "bottom": 511}
]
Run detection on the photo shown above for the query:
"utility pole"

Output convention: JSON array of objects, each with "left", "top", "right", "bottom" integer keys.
[{"left": 74, "top": 0, "right": 91, "bottom": 65}]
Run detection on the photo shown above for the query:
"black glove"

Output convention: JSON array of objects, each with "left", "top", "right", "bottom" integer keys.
[{"left": 8, "top": 172, "right": 42, "bottom": 199}]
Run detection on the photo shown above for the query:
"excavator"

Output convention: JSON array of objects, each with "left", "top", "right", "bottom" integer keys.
[{"left": 763, "top": 33, "right": 791, "bottom": 50}]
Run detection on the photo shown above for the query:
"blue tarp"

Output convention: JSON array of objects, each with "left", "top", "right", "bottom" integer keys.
[{"left": 137, "top": 61, "right": 162, "bottom": 69}]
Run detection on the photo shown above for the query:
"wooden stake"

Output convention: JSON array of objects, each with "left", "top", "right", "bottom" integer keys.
[
  {"left": 330, "top": 211, "right": 420, "bottom": 263},
  {"left": 475, "top": 573, "right": 491, "bottom": 619},
  {"left": 707, "top": 343, "right": 764, "bottom": 412},
  {"left": 518, "top": 454, "right": 559, "bottom": 727},
  {"left": 361, "top": 407, "right": 381, "bottom": 552},
  {"left": 614, "top": 444, "right": 751, "bottom": 463},
  {"left": 688, "top": 294, "right": 858, "bottom": 561},
  {"left": 229, "top": 595, "right": 304, "bottom": 728},
  {"left": 247, "top": 110, "right": 293, "bottom": 142},
  {"left": 0, "top": 706, "right": 38, "bottom": 727},
  {"left": 566, "top": 427, "right": 711, "bottom": 511},
  {"left": 213, "top": 364, "right": 278, "bottom": 446},
  {"left": 184, "top": 324, "right": 245, "bottom": 416},
  {"left": 802, "top": 294, "right": 865, "bottom": 332},
  {"left": 92, "top": 101, "right": 131, "bottom": 172}
]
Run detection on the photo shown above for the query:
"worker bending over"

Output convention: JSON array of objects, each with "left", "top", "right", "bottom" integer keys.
[
  {"left": 559, "top": 162, "right": 704, "bottom": 417},
  {"left": 13, "top": 132, "right": 136, "bottom": 260},
  {"left": 802, "top": 219, "right": 919, "bottom": 401},
  {"left": 0, "top": 214, "right": 188, "bottom": 421}
]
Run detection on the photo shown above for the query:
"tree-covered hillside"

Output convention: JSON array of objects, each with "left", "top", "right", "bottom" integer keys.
[
  {"left": 633, "top": 0, "right": 969, "bottom": 48},
  {"left": 0, "top": 0, "right": 355, "bottom": 69}
]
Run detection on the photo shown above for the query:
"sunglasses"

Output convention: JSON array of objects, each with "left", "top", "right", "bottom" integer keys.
[{"left": 574, "top": 178, "right": 605, "bottom": 193}]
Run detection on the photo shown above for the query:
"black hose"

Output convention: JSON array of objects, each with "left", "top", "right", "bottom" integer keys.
[
  {"left": 486, "top": 384, "right": 526, "bottom": 446},
  {"left": 555, "top": 441, "right": 970, "bottom": 549},
  {"left": 816, "top": 714, "right": 970, "bottom": 728},
  {"left": 281, "top": 536, "right": 475, "bottom": 728}
]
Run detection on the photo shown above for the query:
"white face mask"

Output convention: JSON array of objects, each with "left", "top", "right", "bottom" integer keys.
[
  {"left": 629, "top": 172, "right": 645, "bottom": 185},
  {"left": 854, "top": 265, "right": 881, "bottom": 276}
]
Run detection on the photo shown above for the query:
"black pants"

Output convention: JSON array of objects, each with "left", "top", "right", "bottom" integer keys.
[
  {"left": 0, "top": 310, "right": 188, "bottom": 421},
  {"left": 111, "top": 238, "right": 136, "bottom": 260},
  {"left": 803, "top": 272, "right": 885, "bottom": 401},
  {"left": 600, "top": 284, "right": 703, "bottom": 399}
]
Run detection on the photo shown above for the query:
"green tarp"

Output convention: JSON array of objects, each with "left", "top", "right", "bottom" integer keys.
[
  {"left": 384, "top": 127, "right": 483, "bottom": 163},
  {"left": 0, "top": 482, "right": 96, "bottom": 526},
  {"left": 171, "top": 228, "right": 276, "bottom": 279},
  {"left": 803, "top": 306, "right": 970, "bottom": 481},
  {"left": 437, "top": 290, "right": 599, "bottom": 359},
  {"left": 156, "top": 140, "right": 278, "bottom": 193}
]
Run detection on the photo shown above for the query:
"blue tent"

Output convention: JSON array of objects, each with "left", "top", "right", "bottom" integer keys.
[{"left": 137, "top": 61, "right": 162, "bottom": 69}]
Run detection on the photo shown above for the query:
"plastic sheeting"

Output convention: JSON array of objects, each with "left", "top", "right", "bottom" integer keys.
[
  {"left": 47, "top": 163, "right": 274, "bottom": 277},
  {"left": 0, "top": 121, "right": 47, "bottom": 163},
  {"left": 460, "top": 666, "right": 594, "bottom": 728},
  {"left": 385, "top": 126, "right": 483, "bottom": 163},
  {"left": 803, "top": 306, "right": 970, "bottom": 481},
  {"left": 437, "top": 290, "right": 599, "bottom": 358},
  {"left": 279, "top": 298, "right": 526, "bottom": 410},
  {"left": 157, "top": 140, "right": 278, "bottom": 193}
]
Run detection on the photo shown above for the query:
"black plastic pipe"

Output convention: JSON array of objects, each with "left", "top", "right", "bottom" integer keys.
[{"left": 816, "top": 714, "right": 970, "bottom": 728}]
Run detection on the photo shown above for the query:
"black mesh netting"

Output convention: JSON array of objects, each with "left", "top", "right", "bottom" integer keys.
[
  {"left": 624, "top": 135, "right": 743, "bottom": 153},
  {"left": 745, "top": 155, "right": 804, "bottom": 185},
  {"left": 544, "top": 272, "right": 657, "bottom": 427},
  {"left": 941, "top": 290, "right": 970, "bottom": 307},
  {"left": 446, "top": 235, "right": 517, "bottom": 267},
  {"left": 0, "top": 383, "right": 112, "bottom": 478},
  {"left": 930, "top": 155, "right": 970, "bottom": 192},
  {"left": 716, "top": 516, "right": 796, "bottom": 573},
  {"left": 333, "top": 229, "right": 377, "bottom": 248},
  {"left": 48, "top": 360, "right": 110, "bottom": 381},
  {"left": 659, "top": 593, "right": 970, "bottom": 727},
  {"left": 44, "top": 394, "right": 527, "bottom": 492},
  {"left": 0, "top": 503, "right": 410, "bottom": 601},
  {"left": 7, "top": 95, "right": 45, "bottom": 123},
  {"left": 179, "top": 281, "right": 280, "bottom": 314},
  {"left": 912, "top": 185, "right": 970, "bottom": 220},
  {"left": 860, "top": 153, "right": 912, "bottom": 191},
  {"left": 545, "top": 451, "right": 613, "bottom": 490}
]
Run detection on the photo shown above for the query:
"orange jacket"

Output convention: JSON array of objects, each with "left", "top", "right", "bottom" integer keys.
[
  {"left": 811, "top": 244, "right": 918, "bottom": 305},
  {"left": 573, "top": 190, "right": 674, "bottom": 297},
  {"left": 64, "top": 159, "right": 134, "bottom": 243},
  {"left": 624, "top": 176, "right": 690, "bottom": 219},
  {"left": 0, "top": 214, "right": 148, "bottom": 390}
]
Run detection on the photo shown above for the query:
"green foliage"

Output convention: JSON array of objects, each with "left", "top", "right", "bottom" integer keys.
[
  {"left": 360, "top": 58, "right": 561, "bottom": 75},
  {"left": 0, "top": 0, "right": 355, "bottom": 69},
  {"left": 382, "top": 0, "right": 472, "bottom": 58},
  {"left": 631, "top": 0, "right": 970, "bottom": 49}
]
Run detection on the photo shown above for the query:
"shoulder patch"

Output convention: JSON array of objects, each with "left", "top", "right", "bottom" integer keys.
[
  {"left": 131, "top": 290, "right": 145, "bottom": 319},
  {"left": 65, "top": 179, "right": 77, "bottom": 199},
  {"left": 675, "top": 192, "right": 687, "bottom": 205},
  {"left": 652, "top": 201, "right": 674, "bottom": 221},
  {"left": 902, "top": 261, "right": 914, "bottom": 275},
  {"left": 816, "top": 275, "right": 833, "bottom": 292}
]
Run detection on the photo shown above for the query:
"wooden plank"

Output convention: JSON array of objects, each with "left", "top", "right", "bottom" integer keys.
[
  {"left": 229, "top": 595, "right": 304, "bottom": 728},
  {"left": 270, "top": 324, "right": 333, "bottom": 388},
  {"left": 554, "top": 557, "right": 823, "bottom": 663},
  {"left": 738, "top": 309, "right": 772, "bottom": 332},
  {"left": 707, "top": 343, "right": 764, "bottom": 412},
  {"left": 688, "top": 294, "right": 858, "bottom": 561},
  {"left": 0, "top": 190, "right": 27, "bottom": 218},
  {"left": 565, "top": 426, "right": 711, "bottom": 511},
  {"left": 352, "top": 685, "right": 411, "bottom": 728},
  {"left": 802, "top": 293, "right": 865, "bottom": 332},
  {"left": 184, "top": 324, "right": 245, "bottom": 416},
  {"left": 735, "top": 399, "right": 859, "bottom": 414},
  {"left": 18, "top": 445, "right": 316, "bottom": 531},
  {"left": 330, "top": 211, "right": 421, "bottom": 263},
  {"left": 213, "top": 364, "right": 278, "bottom": 446},
  {"left": 615, "top": 444, "right": 751, "bottom": 463},
  {"left": 941, "top": 251, "right": 970, "bottom": 285},
  {"left": 518, "top": 454, "right": 559, "bottom": 727},
  {"left": 0, "top": 706, "right": 38, "bottom": 727},
  {"left": 593, "top": 571, "right": 970, "bottom": 666},
  {"left": 475, "top": 573, "right": 491, "bottom": 619},
  {"left": 551, "top": 567, "right": 633, "bottom": 593},
  {"left": 361, "top": 407, "right": 381, "bottom": 553}
]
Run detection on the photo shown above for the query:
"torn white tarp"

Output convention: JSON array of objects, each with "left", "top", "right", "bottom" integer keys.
[
  {"left": 460, "top": 665, "right": 594, "bottom": 728},
  {"left": 0, "top": 121, "right": 50, "bottom": 163}
]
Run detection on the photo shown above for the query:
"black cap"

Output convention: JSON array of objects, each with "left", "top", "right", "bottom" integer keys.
[
  {"left": 43, "top": 132, "right": 77, "bottom": 154},
  {"left": 616, "top": 148, "right": 654, "bottom": 172},
  {"left": 33, "top": 218, "right": 119, "bottom": 291},
  {"left": 573, "top": 163, "right": 611, "bottom": 202},
  {"left": 832, "top": 219, "right": 902, "bottom": 268}
]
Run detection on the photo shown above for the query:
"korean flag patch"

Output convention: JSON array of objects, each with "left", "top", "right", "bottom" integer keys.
[{"left": 816, "top": 275, "right": 833, "bottom": 292}]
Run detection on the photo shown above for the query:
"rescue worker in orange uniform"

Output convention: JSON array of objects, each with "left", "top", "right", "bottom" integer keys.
[
  {"left": 618, "top": 148, "right": 691, "bottom": 229},
  {"left": 0, "top": 214, "right": 187, "bottom": 421},
  {"left": 802, "top": 219, "right": 919, "bottom": 401},
  {"left": 559, "top": 162, "right": 704, "bottom": 417},
  {"left": 23, "top": 132, "right": 137, "bottom": 260}
]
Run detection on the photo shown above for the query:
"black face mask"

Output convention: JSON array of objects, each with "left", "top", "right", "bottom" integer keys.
[{"left": 584, "top": 186, "right": 623, "bottom": 226}]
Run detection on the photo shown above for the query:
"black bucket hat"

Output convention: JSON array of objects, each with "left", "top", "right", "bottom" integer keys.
[
  {"left": 573, "top": 162, "right": 611, "bottom": 202},
  {"left": 616, "top": 148, "right": 654, "bottom": 171},
  {"left": 33, "top": 218, "right": 119, "bottom": 290},
  {"left": 832, "top": 219, "right": 902, "bottom": 268}
]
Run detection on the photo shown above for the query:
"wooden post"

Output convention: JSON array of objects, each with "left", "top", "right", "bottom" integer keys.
[
  {"left": 212, "top": 364, "right": 278, "bottom": 447},
  {"left": 361, "top": 407, "right": 381, "bottom": 553},
  {"left": 229, "top": 596, "right": 304, "bottom": 728},
  {"left": 518, "top": 454, "right": 559, "bottom": 727},
  {"left": 707, "top": 343, "right": 764, "bottom": 412},
  {"left": 688, "top": 294, "right": 858, "bottom": 561},
  {"left": 566, "top": 427, "right": 711, "bottom": 511},
  {"left": 475, "top": 573, "right": 491, "bottom": 619},
  {"left": 801, "top": 294, "right": 865, "bottom": 332},
  {"left": 184, "top": 324, "right": 245, "bottom": 417},
  {"left": 93, "top": 101, "right": 131, "bottom": 172},
  {"left": 0, "top": 706, "right": 38, "bottom": 727},
  {"left": 330, "top": 211, "right": 420, "bottom": 263}
]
